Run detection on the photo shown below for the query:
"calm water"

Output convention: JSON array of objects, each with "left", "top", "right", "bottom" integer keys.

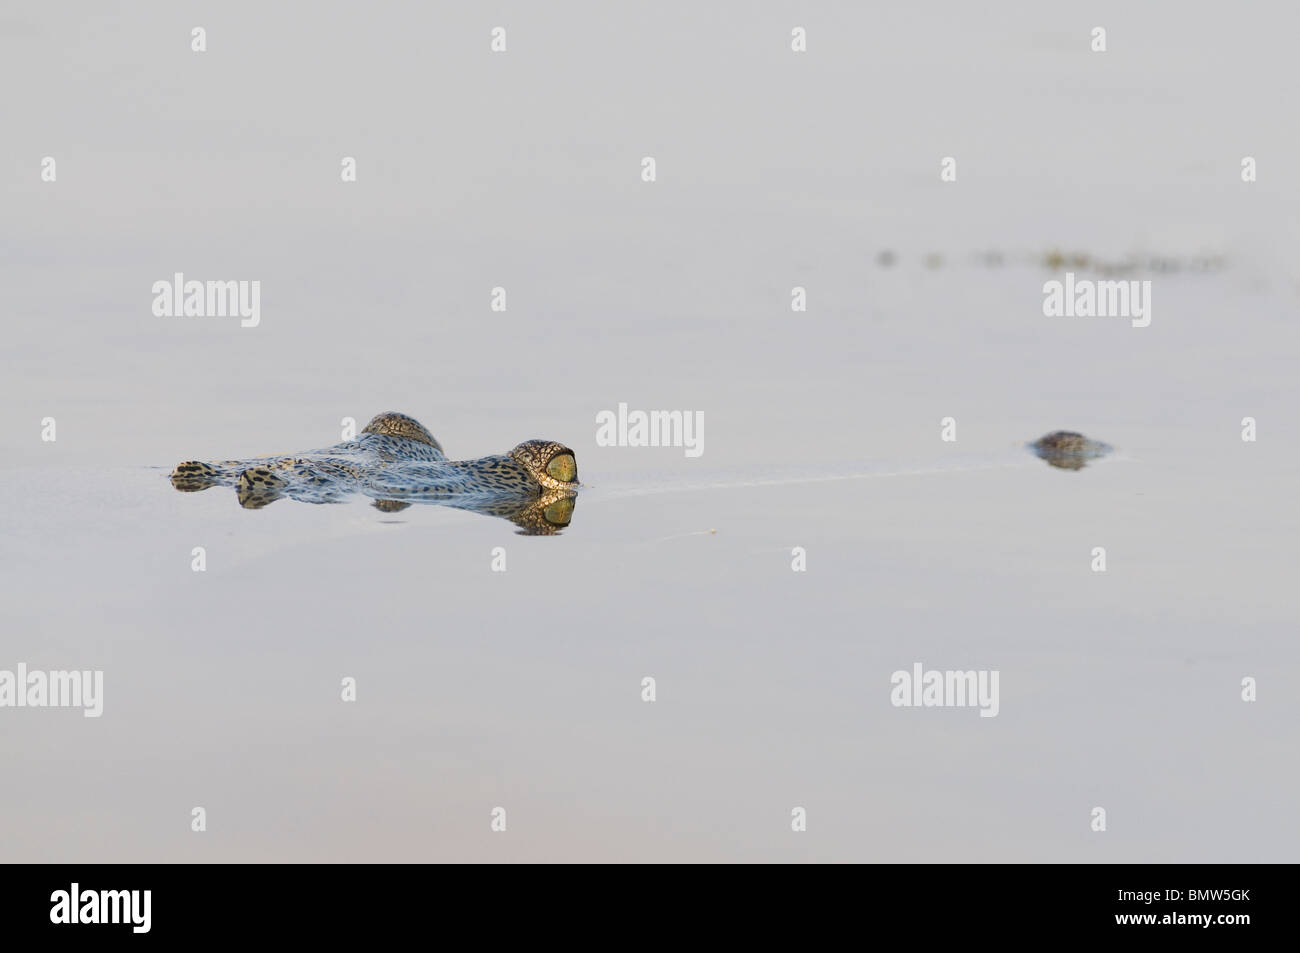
[{"left": 2, "top": 1, "right": 1297, "bottom": 861}]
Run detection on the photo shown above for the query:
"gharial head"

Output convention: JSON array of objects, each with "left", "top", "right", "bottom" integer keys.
[
  {"left": 509, "top": 440, "right": 580, "bottom": 492},
  {"left": 362, "top": 412, "right": 443, "bottom": 453}
]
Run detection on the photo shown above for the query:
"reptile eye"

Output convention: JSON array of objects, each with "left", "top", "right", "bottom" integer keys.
[{"left": 545, "top": 453, "right": 576, "bottom": 483}]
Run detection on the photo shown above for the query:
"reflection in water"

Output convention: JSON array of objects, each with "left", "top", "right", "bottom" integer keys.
[
  {"left": 369, "top": 491, "right": 577, "bottom": 535},
  {"left": 1029, "top": 431, "right": 1113, "bottom": 471},
  {"left": 171, "top": 469, "right": 578, "bottom": 536}
]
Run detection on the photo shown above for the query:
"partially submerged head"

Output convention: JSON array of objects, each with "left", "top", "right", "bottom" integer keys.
[
  {"left": 362, "top": 412, "right": 443, "bottom": 452},
  {"left": 1034, "top": 431, "right": 1088, "bottom": 452},
  {"left": 509, "top": 440, "right": 580, "bottom": 492},
  {"left": 1030, "top": 431, "right": 1113, "bottom": 470}
]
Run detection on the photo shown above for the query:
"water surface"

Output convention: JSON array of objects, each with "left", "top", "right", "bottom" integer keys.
[{"left": 2, "top": 1, "right": 1297, "bottom": 862}]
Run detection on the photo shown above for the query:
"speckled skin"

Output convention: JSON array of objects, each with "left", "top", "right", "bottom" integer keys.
[
  {"left": 170, "top": 412, "right": 579, "bottom": 533},
  {"left": 1030, "top": 431, "right": 1113, "bottom": 471}
]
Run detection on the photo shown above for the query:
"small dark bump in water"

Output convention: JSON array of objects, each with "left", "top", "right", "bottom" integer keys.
[
  {"left": 923, "top": 252, "right": 944, "bottom": 270},
  {"left": 877, "top": 249, "right": 897, "bottom": 268},
  {"left": 1030, "top": 430, "right": 1113, "bottom": 471}
]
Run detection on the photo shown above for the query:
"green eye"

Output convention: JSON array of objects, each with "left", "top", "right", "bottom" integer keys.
[{"left": 545, "top": 453, "right": 576, "bottom": 483}]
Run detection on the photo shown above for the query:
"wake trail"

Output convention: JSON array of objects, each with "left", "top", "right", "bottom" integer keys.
[{"left": 585, "top": 456, "right": 1043, "bottom": 502}]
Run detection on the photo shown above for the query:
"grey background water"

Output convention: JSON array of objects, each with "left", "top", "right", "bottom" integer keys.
[{"left": 2, "top": 2, "right": 1297, "bottom": 861}]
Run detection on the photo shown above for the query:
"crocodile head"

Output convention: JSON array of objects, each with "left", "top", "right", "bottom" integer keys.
[{"left": 509, "top": 440, "right": 579, "bottom": 492}]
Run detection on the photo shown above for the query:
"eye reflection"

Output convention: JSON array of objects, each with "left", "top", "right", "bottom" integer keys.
[{"left": 542, "top": 496, "right": 576, "bottom": 526}]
